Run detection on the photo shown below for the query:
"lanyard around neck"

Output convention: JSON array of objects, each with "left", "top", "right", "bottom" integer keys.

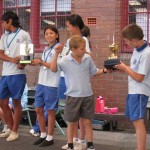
[
  {"left": 6, "top": 28, "right": 21, "bottom": 48},
  {"left": 43, "top": 42, "right": 58, "bottom": 62}
]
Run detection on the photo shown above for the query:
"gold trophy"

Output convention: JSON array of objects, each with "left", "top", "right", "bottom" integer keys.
[
  {"left": 19, "top": 43, "right": 34, "bottom": 64},
  {"left": 104, "top": 36, "right": 120, "bottom": 69}
]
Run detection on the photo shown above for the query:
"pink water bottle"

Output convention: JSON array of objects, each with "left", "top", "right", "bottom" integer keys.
[
  {"left": 95, "top": 97, "right": 101, "bottom": 113},
  {"left": 99, "top": 96, "right": 105, "bottom": 113}
]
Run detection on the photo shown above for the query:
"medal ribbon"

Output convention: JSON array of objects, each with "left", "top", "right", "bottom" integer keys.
[
  {"left": 43, "top": 42, "right": 58, "bottom": 62},
  {"left": 6, "top": 28, "right": 21, "bottom": 48}
]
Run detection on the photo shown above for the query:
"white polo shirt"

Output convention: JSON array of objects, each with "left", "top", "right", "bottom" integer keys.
[
  {"left": 129, "top": 45, "right": 150, "bottom": 97},
  {"left": 0, "top": 29, "right": 31, "bottom": 76},
  {"left": 38, "top": 43, "right": 61, "bottom": 87},
  {"left": 58, "top": 53, "right": 98, "bottom": 97}
]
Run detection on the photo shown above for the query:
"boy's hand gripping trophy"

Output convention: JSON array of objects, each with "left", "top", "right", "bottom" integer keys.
[{"left": 104, "top": 36, "right": 120, "bottom": 69}]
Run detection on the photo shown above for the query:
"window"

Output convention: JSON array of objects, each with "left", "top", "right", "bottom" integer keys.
[
  {"left": 2, "top": 0, "right": 30, "bottom": 32},
  {"left": 1, "top": 0, "right": 71, "bottom": 51},
  {"left": 40, "top": 0, "right": 71, "bottom": 44},
  {"left": 121, "top": 0, "right": 150, "bottom": 52}
]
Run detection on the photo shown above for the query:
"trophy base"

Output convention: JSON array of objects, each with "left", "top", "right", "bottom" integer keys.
[
  {"left": 104, "top": 58, "right": 120, "bottom": 69},
  {"left": 19, "top": 60, "right": 32, "bottom": 64}
]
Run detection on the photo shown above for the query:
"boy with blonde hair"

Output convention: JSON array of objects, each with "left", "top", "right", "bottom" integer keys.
[{"left": 53, "top": 35, "right": 108, "bottom": 150}]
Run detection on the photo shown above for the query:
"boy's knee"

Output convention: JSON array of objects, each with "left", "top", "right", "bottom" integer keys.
[
  {"left": 83, "top": 119, "right": 92, "bottom": 126},
  {"left": 13, "top": 100, "right": 21, "bottom": 108},
  {"left": 1, "top": 103, "right": 10, "bottom": 109},
  {"left": 133, "top": 119, "right": 144, "bottom": 127}
]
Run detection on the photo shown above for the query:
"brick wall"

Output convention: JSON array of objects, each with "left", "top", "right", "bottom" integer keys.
[
  {"left": 72, "top": 0, "right": 128, "bottom": 111},
  {"left": 71, "top": 0, "right": 150, "bottom": 130}
]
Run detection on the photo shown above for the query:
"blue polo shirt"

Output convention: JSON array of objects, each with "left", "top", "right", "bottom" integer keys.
[{"left": 58, "top": 53, "right": 98, "bottom": 97}]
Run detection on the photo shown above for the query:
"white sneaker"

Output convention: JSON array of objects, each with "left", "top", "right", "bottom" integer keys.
[
  {"left": 29, "top": 129, "right": 40, "bottom": 137},
  {"left": 61, "top": 139, "right": 79, "bottom": 150},
  {"left": 0, "top": 129, "right": 11, "bottom": 138},
  {"left": 87, "top": 145, "right": 95, "bottom": 150},
  {"left": 73, "top": 139, "right": 79, "bottom": 147},
  {"left": 74, "top": 143, "right": 87, "bottom": 150},
  {"left": 2, "top": 124, "right": 8, "bottom": 133},
  {"left": 61, "top": 143, "right": 68, "bottom": 150},
  {"left": 6, "top": 131, "right": 19, "bottom": 141}
]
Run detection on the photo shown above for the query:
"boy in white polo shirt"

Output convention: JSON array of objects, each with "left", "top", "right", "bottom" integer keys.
[
  {"left": 53, "top": 35, "right": 108, "bottom": 150},
  {"left": 0, "top": 11, "right": 31, "bottom": 141},
  {"left": 115, "top": 24, "right": 150, "bottom": 150}
]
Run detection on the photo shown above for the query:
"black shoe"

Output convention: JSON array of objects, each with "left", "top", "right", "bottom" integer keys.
[
  {"left": 33, "top": 137, "right": 46, "bottom": 145},
  {"left": 38, "top": 139, "right": 54, "bottom": 147}
]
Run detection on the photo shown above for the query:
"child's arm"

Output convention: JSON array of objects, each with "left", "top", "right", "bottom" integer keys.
[
  {"left": 31, "top": 54, "right": 59, "bottom": 70},
  {"left": 0, "top": 50, "right": 20, "bottom": 64},
  {"left": 0, "top": 50, "right": 25, "bottom": 70},
  {"left": 94, "top": 68, "right": 108, "bottom": 76},
  {"left": 115, "top": 62, "right": 145, "bottom": 82},
  {"left": 49, "top": 44, "right": 63, "bottom": 72},
  {"left": 31, "top": 44, "right": 63, "bottom": 71},
  {"left": 89, "top": 57, "right": 109, "bottom": 76}
]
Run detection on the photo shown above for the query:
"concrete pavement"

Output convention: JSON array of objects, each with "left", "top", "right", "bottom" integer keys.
[{"left": 0, "top": 125, "right": 150, "bottom": 150}]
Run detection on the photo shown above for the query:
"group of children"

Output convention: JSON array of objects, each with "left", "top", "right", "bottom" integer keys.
[{"left": 0, "top": 11, "right": 150, "bottom": 150}]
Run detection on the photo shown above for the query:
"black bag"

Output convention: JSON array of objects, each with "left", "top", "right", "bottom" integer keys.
[
  {"left": 92, "top": 120, "right": 110, "bottom": 131},
  {"left": 104, "top": 59, "right": 120, "bottom": 69}
]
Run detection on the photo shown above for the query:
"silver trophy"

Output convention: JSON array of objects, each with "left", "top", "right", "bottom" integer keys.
[{"left": 19, "top": 43, "right": 34, "bottom": 64}]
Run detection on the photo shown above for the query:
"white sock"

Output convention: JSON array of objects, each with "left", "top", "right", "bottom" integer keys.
[
  {"left": 79, "top": 139, "right": 86, "bottom": 145},
  {"left": 73, "top": 138, "right": 79, "bottom": 142},
  {"left": 40, "top": 132, "right": 47, "bottom": 138},
  {"left": 46, "top": 135, "right": 53, "bottom": 141},
  {"left": 4, "top": 124, "right": 8, "bottom": 129}
]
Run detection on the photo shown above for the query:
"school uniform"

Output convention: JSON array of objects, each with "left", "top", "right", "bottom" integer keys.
[
  {"left": 58, "top": 53, "right": 98, "bottom": 122},
  {"left": 0, "top": 28, "right": 31, "bottom": 99},
  {"left": 34, "top": 43, "right": 61, "bottom": 111},
  {"left": 58, "top": 36, "right": 91, "bottom": 99},
  {"left": 126, "top": 41, "right": 150, "bottom": 121}
]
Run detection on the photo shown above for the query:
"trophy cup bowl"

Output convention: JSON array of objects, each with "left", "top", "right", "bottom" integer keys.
[
  {"left": 19, "top": 43, "right": 34, "bottom": 64},
  {"left": 104, "top": 42, "right": 120, "bottom": 69}
]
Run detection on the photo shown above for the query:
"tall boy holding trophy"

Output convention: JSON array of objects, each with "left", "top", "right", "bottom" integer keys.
[{"left": 115, "top": 24, "right": 150, "bottom": 150}]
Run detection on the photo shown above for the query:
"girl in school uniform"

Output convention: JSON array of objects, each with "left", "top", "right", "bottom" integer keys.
[{"left": 31, "top": 25, "right": 62, "bottom": 147}]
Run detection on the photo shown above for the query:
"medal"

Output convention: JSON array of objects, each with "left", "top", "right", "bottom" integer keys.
[
  {"left": 43, "top": 66, "right": 47, "bottom": 70},
  {"left": 5, "top": 50, "right": 10, "bottom": 55}
]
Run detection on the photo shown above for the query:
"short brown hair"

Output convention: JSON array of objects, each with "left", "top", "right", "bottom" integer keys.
[
  {"left": 69, "top": 35, "right": 85, "bottom": 49},
  {"left": 122, "top": 24, "right": 144, "bottom": 40}
]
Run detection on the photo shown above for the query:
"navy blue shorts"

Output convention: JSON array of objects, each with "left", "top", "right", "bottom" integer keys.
[
  {"left": 34, "top": 84, "right": 58, "bottom": 111},
  {"left": 57, "top": 77, "right": 66, "bottom": 99},
  {"left": 0, "top": 74, "right": 26, "bottom": 100},
  {"left": 125, "top": 94, "right": 149, "bottom": 121}
]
